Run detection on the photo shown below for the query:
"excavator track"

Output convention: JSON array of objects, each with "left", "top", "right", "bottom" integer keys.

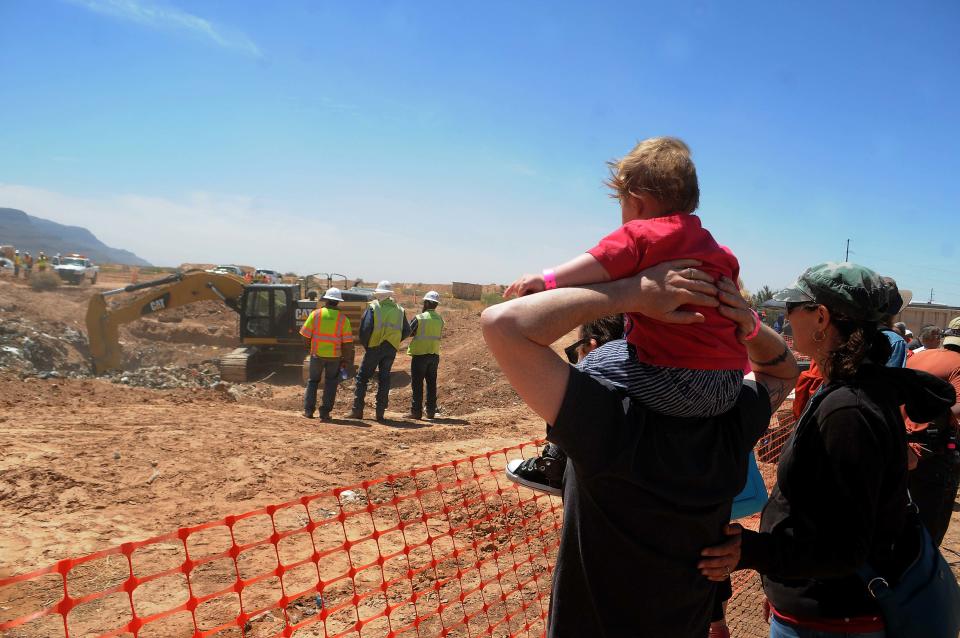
[{"left": 218, "top": 347, "right": 258, "bottom": 383}]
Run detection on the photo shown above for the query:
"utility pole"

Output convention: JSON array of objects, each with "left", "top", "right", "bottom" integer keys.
[
  {"left": 845, "top": 239, "right": 850, "bottom": 262},
  {"left": 929, "top": 288, "right": 934, "bottom": 304}
]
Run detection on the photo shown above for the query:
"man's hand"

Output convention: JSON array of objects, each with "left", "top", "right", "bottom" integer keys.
[
  {"left": 699, "top": 524, "right": 743, "bottom": 582},
  {"left": 504, "top": 273, "right": 545, "bottom": 298},
  {"left": 714, "top": 276, "right": 759, "bottom": 342},
  {"left": 616, "top": 259, "right": 719, "bottom": 323}
]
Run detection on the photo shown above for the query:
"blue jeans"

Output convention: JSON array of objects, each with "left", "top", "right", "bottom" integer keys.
[
  {"left": 304, "top": 356, "right": 340, "bottom": 416},
  {"left": 770, "top": 615, "right": 885, "bottom": 638},
  {"left": 352, "top": 343, "right": 396, "bottom": 415}
]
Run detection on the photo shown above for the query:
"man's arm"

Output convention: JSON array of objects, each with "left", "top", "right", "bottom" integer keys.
[
  {"left": 357, "top": 308, "right": 373, "bottom": 347},
  {"left": 745, "top": 325, "right": 799, "bottom": 412},
  {"left": 714, "top": 277, "right": 799, "bottom": 412},
  {"left": 482, "top": 259, "right": 719, "bottom": 423}
]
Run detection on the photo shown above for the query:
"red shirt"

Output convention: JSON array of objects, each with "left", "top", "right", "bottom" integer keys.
[
  {"left": 903, "top": 348, "right": 960, "bottom": 438},
  {"left": 587, "top": 214, "right": 746, "bottom": 370}
]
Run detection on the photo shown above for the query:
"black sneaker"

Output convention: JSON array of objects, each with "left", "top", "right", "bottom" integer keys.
[{"left": 505, "top": 444, "right": 566, "bottom": 496}]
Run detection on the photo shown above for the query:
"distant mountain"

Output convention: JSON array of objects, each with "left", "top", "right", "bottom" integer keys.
[{"left": 0, "top": 208, "right": 151, "bottom": 266}]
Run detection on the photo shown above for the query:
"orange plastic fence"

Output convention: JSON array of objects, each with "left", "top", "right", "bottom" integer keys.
[
  {"left": 2, "top": 405, "right": 803, "bottom": 638},
  {"left": 0, "top": 441, "right": 561, "bottom": 638}
]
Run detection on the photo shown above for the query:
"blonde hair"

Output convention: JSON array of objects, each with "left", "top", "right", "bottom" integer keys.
[{"left": 605, "top": 136, "right": 700, "bottom": 214}]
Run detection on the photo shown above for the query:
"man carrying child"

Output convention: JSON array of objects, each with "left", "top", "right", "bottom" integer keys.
[{"left": 489, "top": 137, "right": 798, "bottom": 636}]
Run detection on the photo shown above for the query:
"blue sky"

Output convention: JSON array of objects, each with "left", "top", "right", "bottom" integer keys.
[{"left": 1, "top": 1, "right": 958, "bottom": 305}]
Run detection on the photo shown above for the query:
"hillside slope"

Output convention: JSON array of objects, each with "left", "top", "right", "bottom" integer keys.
[{"left": 0, "top": 207, "right": 151, "bottom": 266}]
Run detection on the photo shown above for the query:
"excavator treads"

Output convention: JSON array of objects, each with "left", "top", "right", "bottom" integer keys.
[{"left": 219, "top": 347, "right": 255, "bottom": 383}]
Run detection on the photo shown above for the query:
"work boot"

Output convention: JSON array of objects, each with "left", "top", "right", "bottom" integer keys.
[
  {"left": 303, "top": 410, "right": 315, "bottom": 419},
  {"left": 375, "top": 411, "right": 386, "bottom": 423},
  {"left": 407, "top": 411, "right": 422, "bottom": 420},
  {"left": 347, "top": 409, "right": 363, "bottom": 419},
  {"left": 318, "top": 411, "right": 332, "bottom": 422}
]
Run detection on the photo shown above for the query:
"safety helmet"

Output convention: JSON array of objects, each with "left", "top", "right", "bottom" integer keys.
[
  {"left": 322, "top": 287, "right": 344, "bottom": 302},
  {"left": 423, "top": 291, "right": 441, "bottom": 304},
  {"left": 14, "top": 250, "right": 19, "bottom": 254},
  {"left": 374, "top": 280, "right": 393, "bottom": 294}
]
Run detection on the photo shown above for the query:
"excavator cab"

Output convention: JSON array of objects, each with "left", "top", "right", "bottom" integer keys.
[{"left": 239, "top": 284, "right": 300, "bottom": 342}]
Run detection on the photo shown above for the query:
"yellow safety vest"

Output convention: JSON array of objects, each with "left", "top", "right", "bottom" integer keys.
[
  {"left": 300, "top": 307, "right": 353, "bottom": 357},
  {"left": 407, "top": 310, "right": 443, "bottom": 356},
  {"left": 368, "top": 299, "right": 404, "bottom": 350}
]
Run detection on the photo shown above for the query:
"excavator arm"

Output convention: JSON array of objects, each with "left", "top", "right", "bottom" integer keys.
[{"left": 86, "top": 270, "right": 247, "bottom": 374}]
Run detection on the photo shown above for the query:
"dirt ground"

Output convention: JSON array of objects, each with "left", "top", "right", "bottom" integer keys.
[
  {"left": 0, "top": 272, "right": 542, "bottom": 577},
  {"left": 1, "top": 270, "right": 958, "bottom": 638}
]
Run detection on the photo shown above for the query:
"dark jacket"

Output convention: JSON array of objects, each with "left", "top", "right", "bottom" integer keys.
[{"left": 739, "top": 365, "right": 955, "bottom": 619}]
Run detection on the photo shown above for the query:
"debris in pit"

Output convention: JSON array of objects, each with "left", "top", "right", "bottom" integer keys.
[{"left": 103, "top": 362, "right": 221, "bottom": 390}]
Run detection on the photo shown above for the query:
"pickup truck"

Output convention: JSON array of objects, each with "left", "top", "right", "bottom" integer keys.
[{"left": 54, "top": 254, "right": 99, "bottom": 285}]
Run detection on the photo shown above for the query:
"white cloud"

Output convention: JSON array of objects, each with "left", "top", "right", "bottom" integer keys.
[
  {"left": 0, "top": 184, "right": 338, "bottom": 272},
  {"left": 0, "top": 184, "right": 547, "bottom": 284},
  {"left": 65, "top": 0, "right": 261, "bottom": 57}
]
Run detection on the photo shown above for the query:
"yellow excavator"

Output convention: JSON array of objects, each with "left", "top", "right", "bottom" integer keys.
[{"left": 86, "top": 270, "right": 372, "bottom": 382}]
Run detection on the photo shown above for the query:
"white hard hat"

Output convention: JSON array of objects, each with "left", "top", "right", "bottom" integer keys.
[
  {"left": 423, "top": 290, "right": 441, "bottom": 304},
  {"left": 322, "top": 287, "right": 344, "bottom": 302},
  {"left": 374, "top": 280, "right": 393, "bottom": 294}
]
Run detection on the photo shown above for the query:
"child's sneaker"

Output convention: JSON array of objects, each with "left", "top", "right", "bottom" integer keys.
[{"left": 505, "top": 443, "right": 566, "bottom": 496}]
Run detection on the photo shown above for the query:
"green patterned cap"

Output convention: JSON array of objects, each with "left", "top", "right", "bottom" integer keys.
[{"left": 774, "top": 262, "right": 891, "bottom": 322}]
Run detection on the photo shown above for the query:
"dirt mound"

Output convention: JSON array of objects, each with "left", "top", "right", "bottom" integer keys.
[{"left": 0, "top": 281, "right": 92, "bottom": 376}]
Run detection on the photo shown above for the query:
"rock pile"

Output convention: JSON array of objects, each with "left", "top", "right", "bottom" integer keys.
[
  {"left": 103, "top": 361, "right": 222, "bottom": 390},
  {"left": 0, "top": 307, "right": 90, "bottom": 377}
]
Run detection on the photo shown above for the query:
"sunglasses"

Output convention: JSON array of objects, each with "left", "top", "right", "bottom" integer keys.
[
  {"left": 785, "top": 302, "right": 820, "bottom": 314},
  {"left": 564, "top": 338, "right": 591, "bottom": 364}
]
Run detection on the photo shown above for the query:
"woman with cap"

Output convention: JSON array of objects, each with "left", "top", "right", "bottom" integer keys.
[{"left": 699, "top": 262, "right": 956, "bottom": 638}]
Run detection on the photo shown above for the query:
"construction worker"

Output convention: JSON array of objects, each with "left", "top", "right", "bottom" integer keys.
[
  {"left": 348, "top": 280, "right": 410, "bottom": 422},
  {"left": 407, "top": 291, "right": 445, "bottom": 419},
  {"left": 37, "top": 251, "right": 48, "bottom": 272},
  {"left": 300, "top": 287, "right": 354, "bottom": 421},
  {"left": 24, "top": 252, "right": 32, "bottom": 277},
  {"left": 243, "top": 270, "right": 253, "bottom": 284},
  {"left": 13, "top": 250, "right": 20, "bottom": 278}
]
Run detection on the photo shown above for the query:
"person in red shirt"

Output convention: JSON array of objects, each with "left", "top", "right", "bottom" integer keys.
[
  {"left": 505, "top": 136, "right": 745, "bottom": 418},
  {"left": 902, "top": 315, "right": 960, "bottom": 546}
]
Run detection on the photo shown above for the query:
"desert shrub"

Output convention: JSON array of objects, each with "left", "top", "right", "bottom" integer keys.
[
  {"left": 30, "top": 271, "right": 62, "bottom": 292},
  {"left": 481, "top": 291, "right": 504, "bottom": 307}
]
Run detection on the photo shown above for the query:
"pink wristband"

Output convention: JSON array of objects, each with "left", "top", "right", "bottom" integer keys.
[
  {"left": 744, "top": 309, "right": 762, "bottom": 341},
  {"left": 542, "top": 268, "right": 558, "bottom": 290}
]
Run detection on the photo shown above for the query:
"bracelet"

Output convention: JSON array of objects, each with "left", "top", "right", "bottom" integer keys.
[
  {"left": 744, "top": 309, "right": 762, "bottom": 341},
  {"left": 542, "top": 268, "right": 558, "bottom": 290}
]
